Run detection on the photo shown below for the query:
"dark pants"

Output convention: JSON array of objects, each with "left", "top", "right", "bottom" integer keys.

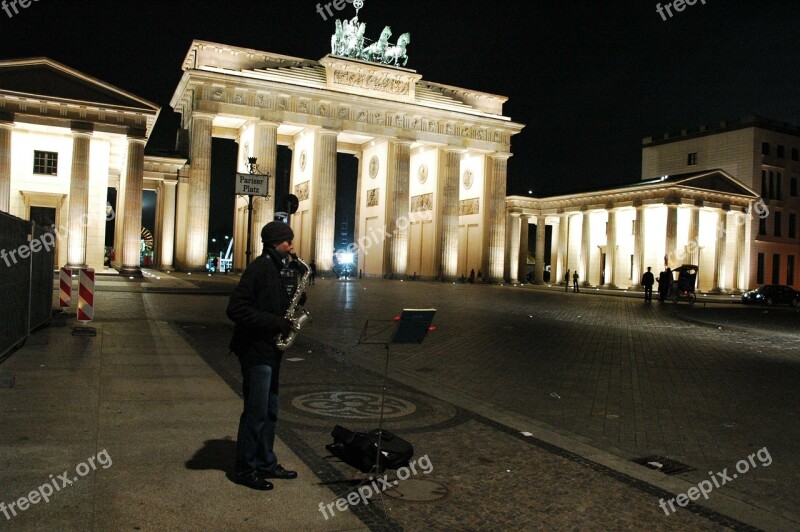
[
  {"left": 644, "top": 286, "right": 653, "bottom": 301},
  {"left": 236, "top": 364, "right": 280, "bottom": 478},
  {"left": 573, "top": 281, "right": 579, "bottom": 293}
]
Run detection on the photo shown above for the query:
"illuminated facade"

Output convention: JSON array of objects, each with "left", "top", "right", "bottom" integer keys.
[
  {"left": 171, "top": 40, "right": 524, "bottom": 279},
  {"left": 0, "top": 58, "right": 182, "bottom": 276},
  {"left": 506, "top": 170, "right": 759, "bottom": 292},
  {"left": 642, "top": 116, "right": 800, "bottom": 288}
]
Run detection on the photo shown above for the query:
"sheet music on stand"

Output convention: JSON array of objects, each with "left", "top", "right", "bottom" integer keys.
[
  {"left": 358, "top": 309, "right": 437, "bottom": 346},
  {"left": 354, "top": 309, "right": 436, "bottom": 479}
]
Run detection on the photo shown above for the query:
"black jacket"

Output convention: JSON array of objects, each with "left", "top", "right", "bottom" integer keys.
[
  {"left": 227, "top": 248, "right": 290, "bottom": 369},
  {"left": 641, "top": 271, "right": 655, "bottom": 287}
]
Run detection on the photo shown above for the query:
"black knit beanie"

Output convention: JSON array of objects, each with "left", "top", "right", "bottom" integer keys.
[{"left": 260, "top": 221, "right": 294, "bottom": 245}]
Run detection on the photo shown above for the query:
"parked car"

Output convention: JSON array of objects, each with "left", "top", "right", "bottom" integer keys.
[{"left": 741, "top": 285, "right": 800, "bottom": 306}]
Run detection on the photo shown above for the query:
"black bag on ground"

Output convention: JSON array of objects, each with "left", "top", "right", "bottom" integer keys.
[{"left": 325, "top": 425, "right": 413, "bottom": 473}]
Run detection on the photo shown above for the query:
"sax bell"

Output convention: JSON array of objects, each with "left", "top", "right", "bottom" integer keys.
[{"left": 276, "top": 309, "right": 312, "bottom": 351}]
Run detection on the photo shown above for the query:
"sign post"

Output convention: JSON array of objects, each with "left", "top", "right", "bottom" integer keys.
[{"left": 235, "top": 157, "right": 271, "bottom": 267}]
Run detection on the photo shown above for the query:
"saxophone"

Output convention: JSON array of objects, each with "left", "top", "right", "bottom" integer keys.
[{"left": 275, "top": 253, "right": 312, "bottom": 351}]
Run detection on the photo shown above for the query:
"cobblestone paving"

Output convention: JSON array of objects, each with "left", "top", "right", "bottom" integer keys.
[{"left": 91, "top": 275, "right": 800, "bottom": 529}]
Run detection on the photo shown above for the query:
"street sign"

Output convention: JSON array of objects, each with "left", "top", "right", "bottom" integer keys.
[{"left": 235, "top": 172, "right": 269, "bottom": 196}]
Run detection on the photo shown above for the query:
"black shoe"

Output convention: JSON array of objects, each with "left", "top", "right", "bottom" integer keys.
[
  {"left": 262, "top": 464, "right": 297, "bottom": 480},
  {"left": 235, "top": 472, "right": 274, "bottom": 491}
]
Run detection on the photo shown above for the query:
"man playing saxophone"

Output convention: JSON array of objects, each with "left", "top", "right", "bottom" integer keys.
[{"left": 227, "top": 221, "right": 299, "bottom": 491}]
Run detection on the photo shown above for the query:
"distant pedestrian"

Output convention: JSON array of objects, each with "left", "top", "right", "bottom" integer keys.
[
  {"left": 214, "top": 256, "right": 220, "bottom": 274},
  {"left": 641, "top": 266, "right": 655, "bottom": 302},
  {"left": 657, "top": 268, "right": 672, "bottom": 302},
  {"left": 564, "top": 269, "right": 570, "bottom": 292},
  {"left": 308, "top": 259, "right": 316, "bottom": 285},
  {"left": 572, "top": 271, "right": 580, "bottom": 293},
  {"left": 468, "top": 269, "right": 475, "bottom": 284}
]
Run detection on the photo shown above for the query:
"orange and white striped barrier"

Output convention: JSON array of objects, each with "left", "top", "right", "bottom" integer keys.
[
  {"left": 77, "top": 268, "right": 94, "bottom": 323},
  {"left": 59, "top": 267, "right": 72, "bottom": 308}
]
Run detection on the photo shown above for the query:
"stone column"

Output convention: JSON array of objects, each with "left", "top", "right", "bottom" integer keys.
[
  {"left": 157, "top": 180, "right": 177, "bottom": 270},
  {"left": 185, "top": 112, "right": 213, "bottom": 270},
  {"left": 251, "top": 121, "right": 278, "bottom": 255},
  {"left": 66, "top": 125, "right": 92, "bottom": 268},
  {"left": 174, "top": 171, "right": 189, "bottom": 269},
  {"left": 605, "top": 208, "right": 617, "bottom": 287},
  {"left": 580, "top": 210, "right": 590, "bottom": 286},
  {"left": 120, "top": 137, "right": 146, "bottom": 276},
  {"left": 519, "top": 215, "right": 530, "bottom": 283},
  {"left": 439, "top": 148, "right": 460, "bottom": 280},
  {"left": 388, "top": 140, "right": 411, "bottom": 276},
  {"left": 508, "top": 213, "right": 521, "bottom": 283},
  {"left": 713, "top": 209, "right": 729, "bottom": 292},
  {"left": 557, "top": 212, "right": 569, "bottom": 285},
  {"left": 353, "top": 152, "right": 363, "bottom": 269},
  {"left": 313, "top": 129, "right": 338, "bottom": 271},
  {"left": 534, "top": 215, "right": 546, "bottom": 284},
  {"left": 665, "top": 204, "right": 678, "bottom": 267},
  {"left": 483, "top": 153, "right": 510, "bottom": 283},
  {"left": 687, "top": 205, "right": 700, "bottom": 265},
  {"left": 0, "top": 116, "right": 13, "bottom": 213},
  {"left": 632, "top": 204, "right": 645, "bottom": 287},
  {"left": 733, "top": 212, "right": 747, "bottom": 291}
]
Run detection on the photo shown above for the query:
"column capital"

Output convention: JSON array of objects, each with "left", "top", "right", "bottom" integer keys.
[
  {"left": 191, "top": 111, "right": 216, "bottom": 121},
  {"left": 489, "top": 152, "right": 512, "bottom": 160},
  {"left": 127, "top": 136, "right": 147, "bottom": 146},
  {"left": 442, "top": 146, "right": 465, "bottom": 154},
  {"left": 319, "top": 128, "right": 340, "bottom": 137}
]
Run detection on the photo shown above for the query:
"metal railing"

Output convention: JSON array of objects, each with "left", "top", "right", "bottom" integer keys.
[{"left": 0, "top": 212, "right": 55, "bottom": 360}]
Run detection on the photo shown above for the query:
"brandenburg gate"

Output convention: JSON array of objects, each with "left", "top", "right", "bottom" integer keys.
[{"left": 170, "top": 19, "right": 523, "bottom": 279}]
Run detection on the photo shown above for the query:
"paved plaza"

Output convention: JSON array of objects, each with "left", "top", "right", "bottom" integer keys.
[{"left": 1, "top": 272, "right": 799, "bottom": 530}]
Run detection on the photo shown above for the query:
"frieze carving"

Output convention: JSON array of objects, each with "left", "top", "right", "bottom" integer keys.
[
  {"left": 234, "top": 92, "right": 246, "bottom": 104},
  {"left": 319, "top": 104, "right": 328, "bottom": 116},
  {"left": 374, "top": 112, "right": 385, "bottom": 125},
  {"left": 332, "top": 70, "right": 410, "bottom": 96},
  {"left": 357, "top": 111, "right": 368, "bottom": 122},
  {"left": 256, "top": 94, "right": 266, "bottom": 107},
  {"left": 298, "top": 101, "right": 309, "bottom": 113},
  {"left": 411, "top": 193, "right": 433, "bottom": 212},
  {"left": 338, "top": 107, "right": 349, "bottom": 119},
  {"left": 211, "top": 88, "right": 224, "bottom": 101},
  {"left": 459, "top": 198, "right": 479, "bottom": 216},
  {"left": 277, "top": 98, "right": 288, "bottom": 110},
  {"left": 295, "top": 181, "right": 309, "bottom": 201}
]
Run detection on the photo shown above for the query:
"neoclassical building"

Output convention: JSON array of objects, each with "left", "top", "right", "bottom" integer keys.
[
  {"left": 506, "top": 170, "right": 760, "bottom": 292},
  {"left": 0, "top": 57, "right": 185, "bottom": 276},
  {"left": 170, "top": 40, "right": 524, "bottom": 279}
]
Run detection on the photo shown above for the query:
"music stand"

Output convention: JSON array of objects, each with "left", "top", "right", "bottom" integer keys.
[{"left": 357, "top": 309, "right": 436, "bottom": 475}]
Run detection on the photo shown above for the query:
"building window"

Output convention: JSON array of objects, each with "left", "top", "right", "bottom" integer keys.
[
  {"left": 774, "top": 211, "right": 782, "bottom": 237},
  {"left": 772, "top": 254, "right": 781, "bottom": 284},
  {"left": 769, "top": 171, "right": 776, "bottom": 200},
  {"left": 759, "top": 216, "right": 767, "bottom": 235},
  {"left": 790, "top": 213, "right": 797, "bottom": 239},
  {"left": 792, "top": 177, "right": 798, "bottom": 197},
  {"left": 757, "top": 253, "right": 765, "bottom": 284},
  {"left": 762, "top": 170, "right": 768, "bottom": 196},
  {"left": 793, "top": 147, "right": 799, "bottom": 161},
  {"left": 687, "top": 152, "right": 697, "bottom": 166},
  {"left": 33, "top": 151, "right": 58, "bottom": 175},
  {"left": 777, "top": 145, "right": 785, "bottom": 158},
  {"left": 777, "top": 172, "right": 783, "bottom": 200},
  {"left": 789, "top": 255, "right": 795, "bottom": 286},
  {"left": 762, "top": 142, "right": 770, "bottom": 156}
]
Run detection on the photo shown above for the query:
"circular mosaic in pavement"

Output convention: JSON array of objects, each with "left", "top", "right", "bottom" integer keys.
[
  {"left": 291, "top": 391, "right": 416, "bottom": 419},
  {"left": 282, "top": 384, "right": 464, "bottom": 432}
]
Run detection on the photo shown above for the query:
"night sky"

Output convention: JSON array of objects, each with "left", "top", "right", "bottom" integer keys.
[{"left": 3, "top": 0, "right": 800, "bottom": 235}]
